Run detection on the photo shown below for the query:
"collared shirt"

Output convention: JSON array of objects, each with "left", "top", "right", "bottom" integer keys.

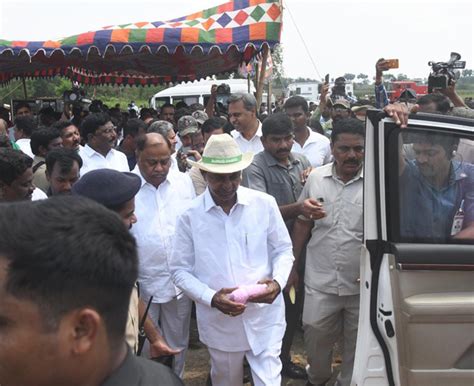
[
  {"left": 231, "top": 121, "right": 263, "bottom": 154},
  {"left": 375, "top": 83, "right": 389, "bottom": 109},
  {"left": 131, "top": 167, "right": 195, "bottom": 303},
  {"left": 32, "top": 155, "right": 49, "bottom": 193},
  {"left": 32, "top": 188, "right": 48, "bottom": 201},
  {"left": 101, "top": 346, "right": 183, "bottom": 386},
  {"left": 79, "top": 144, "right": 129, "bottom": 176},
  {"left": 15, "top": 138, "right": 34, "bottom": 158},
  {"left": 299, "top": 162, "right": 363, "bottom": 296},
  {"left": 400, "top": 160, "right": 474, "bottom": 242},
  {"left": 241, "top": 150, "right": 311, "bottom": 230},
  {"left": 291, "top": 127, "right": 332, "bottom": 168},
  {"left": 170, "top": 186, "right": 294, "bottom": 354}
]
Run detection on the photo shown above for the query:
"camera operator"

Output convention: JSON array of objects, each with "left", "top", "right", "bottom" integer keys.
[{"left": 205, "top": 83, "right": 231, "bottom": 119}]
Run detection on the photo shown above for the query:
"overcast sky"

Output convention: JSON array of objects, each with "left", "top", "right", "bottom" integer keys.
[{"left": 0, "top": 0, "right": 472, "bottom": 82}]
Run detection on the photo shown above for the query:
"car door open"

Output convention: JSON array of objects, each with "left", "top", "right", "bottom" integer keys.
[{"left": 352, "top": 111, "right": 474, "bottom": 386}]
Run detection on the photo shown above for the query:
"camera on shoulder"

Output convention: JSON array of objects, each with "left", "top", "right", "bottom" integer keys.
[{"left": 428, "top": 52, "right": 466, "bottom": 93}]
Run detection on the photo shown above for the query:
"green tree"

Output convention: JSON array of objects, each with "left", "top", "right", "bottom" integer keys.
[
  {"left": 396, "top": 73, "right": 408, "bottom": 81},
  {"left": 344, "top": 73, "right": 356, "bottom": 81},
  {"left": 461, "top": 69, "right": 473, "bottom": 77}
]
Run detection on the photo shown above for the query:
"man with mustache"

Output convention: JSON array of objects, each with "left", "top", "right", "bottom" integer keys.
[
  {"left": 170, "top": 134, "right": 294, "bottom": 386},
  {"left": 131, "top": 133, "right": 196, "bottom": 378},
  {"left": 241, "top": 112, "right": 324, "bottom": 379},
  {"left": 53, "top": 120, "right": 82, "bottom": 152},
  {"left": 291, "top": 117, "right": 365, "bottom": 386},
  {"left": 79, "top": 112, "right": 129, "bottom": 176},
  {"left": 45, "top": 147, "right": 82, "bottom": 196}
]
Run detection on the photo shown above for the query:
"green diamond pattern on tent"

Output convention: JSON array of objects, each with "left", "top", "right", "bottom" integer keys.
[
  {"left": 250, "top": 6, "right": 265, "bottom": 22},
  {"left": 202, "top": 6, "right": 219, "bottom": 19},
  {"left": 119, "top": 23, "right": 131, "bottom": 29},
  {"left": 185, "top": 19, "right": 200, "bottom": 27}
]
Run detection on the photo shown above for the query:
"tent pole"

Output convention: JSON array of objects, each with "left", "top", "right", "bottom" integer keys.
[
  {"left": 267, "top": 81, "right": 272, "bottom": 115},
  {"left": 22, "top": 78, "right": 27, "bottom": 99},
  {"left": 255, "top": 45, "right": 268, "bottom": 108}
]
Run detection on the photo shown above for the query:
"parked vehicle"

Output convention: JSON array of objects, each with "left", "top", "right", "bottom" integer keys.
[
  {"left": 353, "top": 111, "right": 474, "bottom": 386},
  {"left": 149, "top": 78, "right": 255, "bottom": 109}
]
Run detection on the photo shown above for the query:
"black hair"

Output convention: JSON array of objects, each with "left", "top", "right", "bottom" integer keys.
[
  {"left": 30, "top": 127, "right": 61, "bottom": 156},
  {"left": 331, "top": 117, "right": 365, "bottom": 143},
  {"left": 175, "top": 101, "right": 188, "bottom": 110},
  {"left": 0, "top": 134, "right": 12, "bottom": 148},
  {"left": 14, "top": 115, "right": 37, "bottom": 137},
  {"left": 201, "top": 116, "right": 231, "bottom": 135},
  {"left": 45, "top": 147, "right": 83, "bottom": 175},
  {"left": 0, "top": 196, "right": 138, "bottom": 343},
  {"left": 262, "top": 112, "right": 294, "bottom": 137},
  {"left": 139, "top": 108, "right": 155, "bottom": 121},
  {"left": 283, "top": 95, "right": 309, "bottom": 113},
  {"left": 174, "top": 107, "right": 191, "bottom": 124},
  {"left": 309, "top": 120, "right": 325, "bottom": 136},
  {"left": 409, "top": 131, "right": 460, "bottom": 159},
  {"left": 0, "top": 148, "right": 33, "bottom": 185},
  {"left": 123, "top": 118, "right": 147, "bottom": 138},
  {"left": 38, "top": 106, "right": 57, "bottom": 126},
  {"left": 80, "top": 112, "right": 111, "bottom": 141},
  {"left": 160, "top": 103, "right": 175, "bottom": 112},
  {"left": 136, "top": 132, "right": 171, "bottom": 152},
  {"left": 52, "top": 120, "right": 76, "bottom": 132},
  {"left": 417, "top": 94, "right": 451, "bottom": 114},
  {"left": 14, "top": 101, "right": 31, "bottom": 114}
]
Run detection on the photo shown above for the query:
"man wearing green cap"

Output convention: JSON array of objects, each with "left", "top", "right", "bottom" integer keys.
[{"left": 170, "top": 134, "right": 294, "bottom": 386}]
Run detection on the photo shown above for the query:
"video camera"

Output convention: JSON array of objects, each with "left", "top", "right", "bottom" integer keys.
[
  {"left": 63, "top": 87, "right": 85, "bottom": 104},
  {"left": 428, "top": 52, "right": 466, "bottom": 93},
  {"left": 215, "top": 83, "right": 231, "bottom": 116},
  {"left": 331, "top": 77, "right": 347, "bottom": 99}
]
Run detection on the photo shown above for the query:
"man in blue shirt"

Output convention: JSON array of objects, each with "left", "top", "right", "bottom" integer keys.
[{"left": 399, "top": 131, "right": 474, "bottom": 242}]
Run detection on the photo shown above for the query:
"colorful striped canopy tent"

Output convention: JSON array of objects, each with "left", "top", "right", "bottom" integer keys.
[{"left": 0, "top": 0, "right": 282, "bottom": 87}]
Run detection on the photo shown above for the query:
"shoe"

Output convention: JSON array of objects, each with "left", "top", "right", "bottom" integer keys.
[{"left": 281, "top": 360, "right": 308, "bottom": 379}]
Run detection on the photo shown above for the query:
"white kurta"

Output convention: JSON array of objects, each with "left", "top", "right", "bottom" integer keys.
[
  {"left": 170, "top": 186, "right": 294, "bottom": 355},
  {"left": 79, "top": 144, "right": 130, "bottom": 176},
  {"left": 131, "top": 167, "right": 196, "bottom": 303}
]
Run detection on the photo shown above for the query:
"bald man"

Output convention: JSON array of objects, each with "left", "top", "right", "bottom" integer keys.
[{"left": 131, "top": 133, "right": 196, "bottom": 378}]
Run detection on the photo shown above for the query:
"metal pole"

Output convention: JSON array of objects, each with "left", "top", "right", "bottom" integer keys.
[
  {"left": 22, "top": 78, "right": 27, "bottom": 99},
  {"left": 256, "top": 45, "right": 268, "bottom": 108}
]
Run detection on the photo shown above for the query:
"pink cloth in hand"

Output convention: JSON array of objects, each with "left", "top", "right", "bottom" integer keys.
[{"left": 228, "top": 284, "right": 268, "bottom": 304}]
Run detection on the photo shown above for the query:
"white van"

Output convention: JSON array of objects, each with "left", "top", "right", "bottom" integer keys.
[{"left": 149, "top": 78, "right": 255, "bottom": 109}]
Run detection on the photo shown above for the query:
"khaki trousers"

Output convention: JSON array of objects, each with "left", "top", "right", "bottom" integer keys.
[{"left": 302, "top": 287, "right": 359, "bottom": 386}]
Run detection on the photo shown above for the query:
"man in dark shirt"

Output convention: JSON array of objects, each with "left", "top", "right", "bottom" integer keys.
[{"left": 0, "top": 196, "right": 183, "bottom": 386}]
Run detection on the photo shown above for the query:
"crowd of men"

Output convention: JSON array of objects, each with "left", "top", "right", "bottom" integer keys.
[{"left": 0, "top": 59, "right": 473, "bottom": 386}]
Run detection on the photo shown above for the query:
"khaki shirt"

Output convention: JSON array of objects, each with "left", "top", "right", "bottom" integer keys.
[
  {"left": 125, "top": 284, "right": 139, "bottom": 353},
  {"left": 298, "top": 163, "right": 363, "bottom": 296}
]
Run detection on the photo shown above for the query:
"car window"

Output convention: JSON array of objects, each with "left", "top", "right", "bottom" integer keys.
[{"left": 388, "top": 127, "right": 474, "bottom": 244}]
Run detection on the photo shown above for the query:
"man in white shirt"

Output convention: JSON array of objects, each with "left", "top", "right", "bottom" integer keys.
[
  {"left": 229, "top": 93, "right": 263, "bottom": 154},
  {"left": 170, "top": 134, "right": 294, "bottom": 386},
  {"left": 284, "top": 96, "right": 331, "bottom": 168},
  {"left": 79, "top": 112, "right": 129, "bottom": 176},
  {"left": 14, "top": 115, "right": 36, "bottom": 158},
  {"left": 131, "top": 133, "right": 195, "bottom": 378}
]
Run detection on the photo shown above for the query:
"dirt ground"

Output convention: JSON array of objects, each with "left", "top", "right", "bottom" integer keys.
[{"left": 183, "top": 317, "right": 341, "bottom": 385}]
